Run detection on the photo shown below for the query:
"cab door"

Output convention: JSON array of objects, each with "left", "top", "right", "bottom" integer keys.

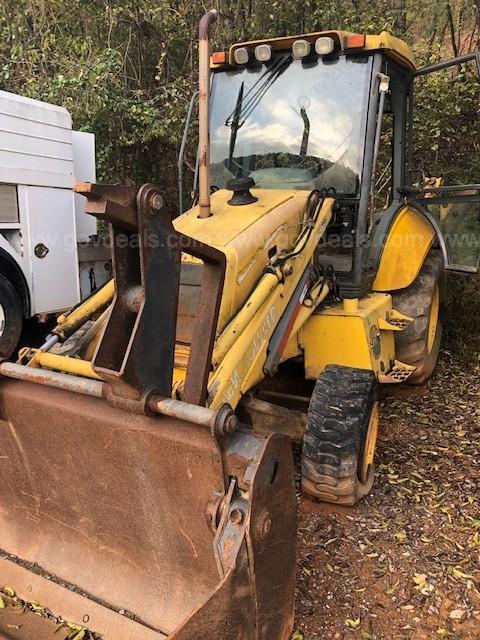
[{"left": 407, "top": 52, "right": 480, "bottom": 272}]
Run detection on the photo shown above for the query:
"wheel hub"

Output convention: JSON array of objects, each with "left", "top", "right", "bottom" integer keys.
[
  {"left": 0, "top": 304, "right": 5, "bottom": 338},
  {"left": 359, "top": 402, "right": 379, "bottom": 485},
  {"left": 427, "top": 285, "right": 440, "bottom": 354}
]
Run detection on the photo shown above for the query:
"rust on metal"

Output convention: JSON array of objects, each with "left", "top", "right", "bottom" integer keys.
[
  {"left": 0, "top": 607, "right": 78, "bottom": 640},
  {"left": 0, "top": 558, "right": 165, "bottom": 640},
  {"left": 182, "top": 252, "right": 225, "bottom": 406},
  {"left": 198, "top": 9, "right": 218, "bottom": 218},
  {"left": 91, "top": 183, "right": 181, "bottom": 406},
  {"left": 74, "top": 182, "right": 138, "bottom": 231},
  {"left": 0, "top": 379, "right": 296, "bottom": 639},
  {"left": 0, "top": 8, "right": 300, "bottom": 638},
  {"left": 76, "top": 181, "right": 225, "bottom": 411},
  {"left": 0, "top": 362, "right": 240, "bottom": 437},
  {"left": 149, "top": 396, "right": 217, "bottom": 429},
  {"left": 0, "top": 380, "right": 224, "bottom": 635},
  {"left": 238, "top": 396, "right": 307, "bottom": 442},
  {"left": 0, "top": 362, "right": 104, "bottom": 397},
  {"left": 222, "top": 430, "right": 297, "bottom": 637}
]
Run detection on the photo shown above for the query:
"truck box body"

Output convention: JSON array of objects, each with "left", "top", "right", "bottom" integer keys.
[{"left": 0, "top": 90, "right": 99, "bottom": 316}]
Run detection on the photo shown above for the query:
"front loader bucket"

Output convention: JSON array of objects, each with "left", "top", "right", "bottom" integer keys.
[
  {"left": 0, "top": 378, "right": 296, "bottom": 639},
  {"left": 0, "top": 179, "right": 297, "bottom": 638}
]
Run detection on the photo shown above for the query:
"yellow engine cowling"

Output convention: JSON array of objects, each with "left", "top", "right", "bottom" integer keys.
[{"left": 174, "top": 188, "right": 309, "bottom": 336}]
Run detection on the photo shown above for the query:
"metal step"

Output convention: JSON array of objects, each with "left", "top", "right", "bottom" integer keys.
[
  {"left": 379, "top": 360, "right": 416, "bottom": 384},
  {"left": 378, "top": 309, "right": 414, "bottom": 332}
]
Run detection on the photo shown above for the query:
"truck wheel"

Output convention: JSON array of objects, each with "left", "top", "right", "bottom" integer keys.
[
  {"left": 301, "top": 365, "right": 378, "bottom": 506},
  {"left": 391, "top": 250, "right": 443, "bottom": 385},
  {"left": 0, "top": 274, "right": 23, "bottom": 360}
]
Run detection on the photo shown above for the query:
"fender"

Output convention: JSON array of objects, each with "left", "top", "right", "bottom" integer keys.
[
  {"left": 0, "top": 245, "right": 31, "bottom": 316},
  {"left": 372, "top": 205, "right": 436, "bottom": 292}
]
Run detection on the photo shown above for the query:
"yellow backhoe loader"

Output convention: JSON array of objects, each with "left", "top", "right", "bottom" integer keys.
[{"left": 1, "top": 10, "right": 479, "bottom": 639}]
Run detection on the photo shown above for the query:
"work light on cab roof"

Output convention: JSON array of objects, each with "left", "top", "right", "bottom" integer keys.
[
  {"left": 213, "top": 30, "right": 416, "bottom": 70},
  {"left": 255, "top": 43, "right": 272, "bottom": 62}
]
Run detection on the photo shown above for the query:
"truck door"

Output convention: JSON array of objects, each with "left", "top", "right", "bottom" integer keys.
[
  {"left": 20, "top": 185, "right": 80, "bottom": 314},
  {"left": 407, "top": 52, "right": 480, "bottom": 272}
]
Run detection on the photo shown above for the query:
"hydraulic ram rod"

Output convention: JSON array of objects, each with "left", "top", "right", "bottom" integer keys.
[
  {"left": 31, "top": 352, "right": 102, "bottom": 380},
  {"left": 0, "top": 362, "right": 104, "bottom": 397},
  {"left": 0, "top": 362, "right": 236, "bottom": 432}
]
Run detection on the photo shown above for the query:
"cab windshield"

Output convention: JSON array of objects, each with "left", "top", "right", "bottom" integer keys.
[{"left": 210, "top": 54, "right": 373, "bottom": 196}]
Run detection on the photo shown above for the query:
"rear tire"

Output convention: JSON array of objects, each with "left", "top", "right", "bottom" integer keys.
[
  {"left": 391, "top": 250, "right": 443, "bottom": 385},
  {"left": 301, "top": 365, "right": 378, "bottom": 506},
  {"left": 0, "top": 274, "right": 23, "bottom": 359}
]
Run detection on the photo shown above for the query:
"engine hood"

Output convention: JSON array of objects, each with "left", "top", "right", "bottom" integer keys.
[
  {"left": 174, "top": 187, "right": 311, "bottom": 334},
  {"left": 174, "top": 188, "right": 308, "bottom": 247}
]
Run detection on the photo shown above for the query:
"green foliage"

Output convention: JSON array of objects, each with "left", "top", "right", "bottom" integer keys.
[
  {"left": 0, "top": 0, "right": 200, "bottom": 205},
  {"left": 1, "top": 1, "right": 477, "bottom": 206},
  {"left": 413, "top": 59, "right": 479, "bottom": 184},
  {"left": 0, "top": 2, "right": 479, "bottom": 355},
  {"left": 444, "top": 274, "right": 480, "bottom": 361}
]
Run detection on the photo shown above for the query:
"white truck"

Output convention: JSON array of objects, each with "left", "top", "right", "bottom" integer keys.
[{"left": 0, "top": 90, "right": 110, "bottom": 358}]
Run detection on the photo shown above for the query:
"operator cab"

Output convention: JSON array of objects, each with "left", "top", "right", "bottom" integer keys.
[
  {"left": 202, "top": 30, "right": 480, "bottom": 295},
  {"left": 205, "top": 31, "right": 416, "bottom": 297}
]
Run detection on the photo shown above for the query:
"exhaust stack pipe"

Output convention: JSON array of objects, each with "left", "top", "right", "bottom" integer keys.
[{"left": 198, "top": 9, "right": 218, "bottom": 218}]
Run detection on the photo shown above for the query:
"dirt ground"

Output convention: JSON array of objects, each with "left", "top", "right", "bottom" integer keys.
[
  {"left": 295, "top": 352, "right": 480, "bottom": 639},
  {"left": 0, "top": 351, "right": 478, "bottom": 639}
]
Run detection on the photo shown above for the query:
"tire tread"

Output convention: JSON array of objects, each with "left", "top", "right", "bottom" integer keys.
[{"left": 301, "top": 365, "right": 377, "bottom": 506}]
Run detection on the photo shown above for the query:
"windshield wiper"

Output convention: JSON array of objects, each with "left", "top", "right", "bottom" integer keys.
[
  {"left": 225, "top": 54, "right": 293, "bottom": 129},
  {"left": 224, "top": 55, "right": 293, "bottom": 170},
  {"left": 299, "top": 107, "right": 310, "bottom": 158},
  {"left": 228, "top": 81, "right": 244, "bottom": 171}
]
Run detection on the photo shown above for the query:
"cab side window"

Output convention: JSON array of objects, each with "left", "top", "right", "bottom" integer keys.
[
  {"left": 412, "top": 58, "right": 479, "bottom": 186},
  {"left": 373, "top": 111, "right": 394, "bottom": 210}
]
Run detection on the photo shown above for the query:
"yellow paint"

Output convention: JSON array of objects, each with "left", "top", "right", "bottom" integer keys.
[
  {"left": 343, "top": 298, "right": 359, "bottom": 312},
  {"left": 173, "top": 366, "right": 187, "bottom": 384},
  {"left": 228, "top": 30, "right": 415, "bottom": 71},
  {"left": 290, "top": 283, "right": 330, "bottom": 338},
  {"left": 30, "top": 352, "right": 102, "bottom": 380},
  {"left": 175, "top": 188, "right": 308, "bottom": 332},
  {"left": 377, "top": 309, "right": 414, "bottom": 332},
  {"left": 428, "top": 285, "right": 440, "bottom": 353},
  {"left": 207, "top": 198, "right": 334, "bottom": 409},
  {"left": 301, "top": 293, "right": 396, "bottom": 380},
  {"left": 25, "top": 189, "right": 321, "bottom": 403},
  {"left": 212, "top": 270, "right": 280, "bottom": 365},
  {"left": 360, "top": 402, "right": 380, "bottom": 483},
  {"left": 176, "top": 189, "right": 299, "bottom": 246},
  {"left": 363, "top": 32, "right": 415, "bottom": 69},
  {"left": 280, "top": 333, "right": 302, "bottom": 363},
  {"left": 276, "top": 282, "right": 330, "bottom": 366},
  {"left": 55, "top": 279, "right": 115, "bottom": 337},
  {"left": 373, "top": 206, "right": 435, "bottom": 292}
]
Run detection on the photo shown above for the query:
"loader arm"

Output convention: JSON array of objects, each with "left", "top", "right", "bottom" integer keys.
[
  {"left": 0, "top": 180, "right": 297, "bottom": 640},
  {"left": 208, "top": 195, "right": 334, "bottom": 409},
  {"left": 19, "top": 192, "right": 335, "bottom": 413}
]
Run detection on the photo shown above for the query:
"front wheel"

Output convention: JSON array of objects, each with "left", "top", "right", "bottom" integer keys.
[
  {"left": 0, "top": 274, "right": 23, "bottom": 359},
  {"left": 301, "top": 365, "right": 379, "bottom": 506}
]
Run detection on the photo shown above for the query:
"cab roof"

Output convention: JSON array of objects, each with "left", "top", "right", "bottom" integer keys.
[{"left": 221, "top": 30, "right": 415, "bottom": 72}]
